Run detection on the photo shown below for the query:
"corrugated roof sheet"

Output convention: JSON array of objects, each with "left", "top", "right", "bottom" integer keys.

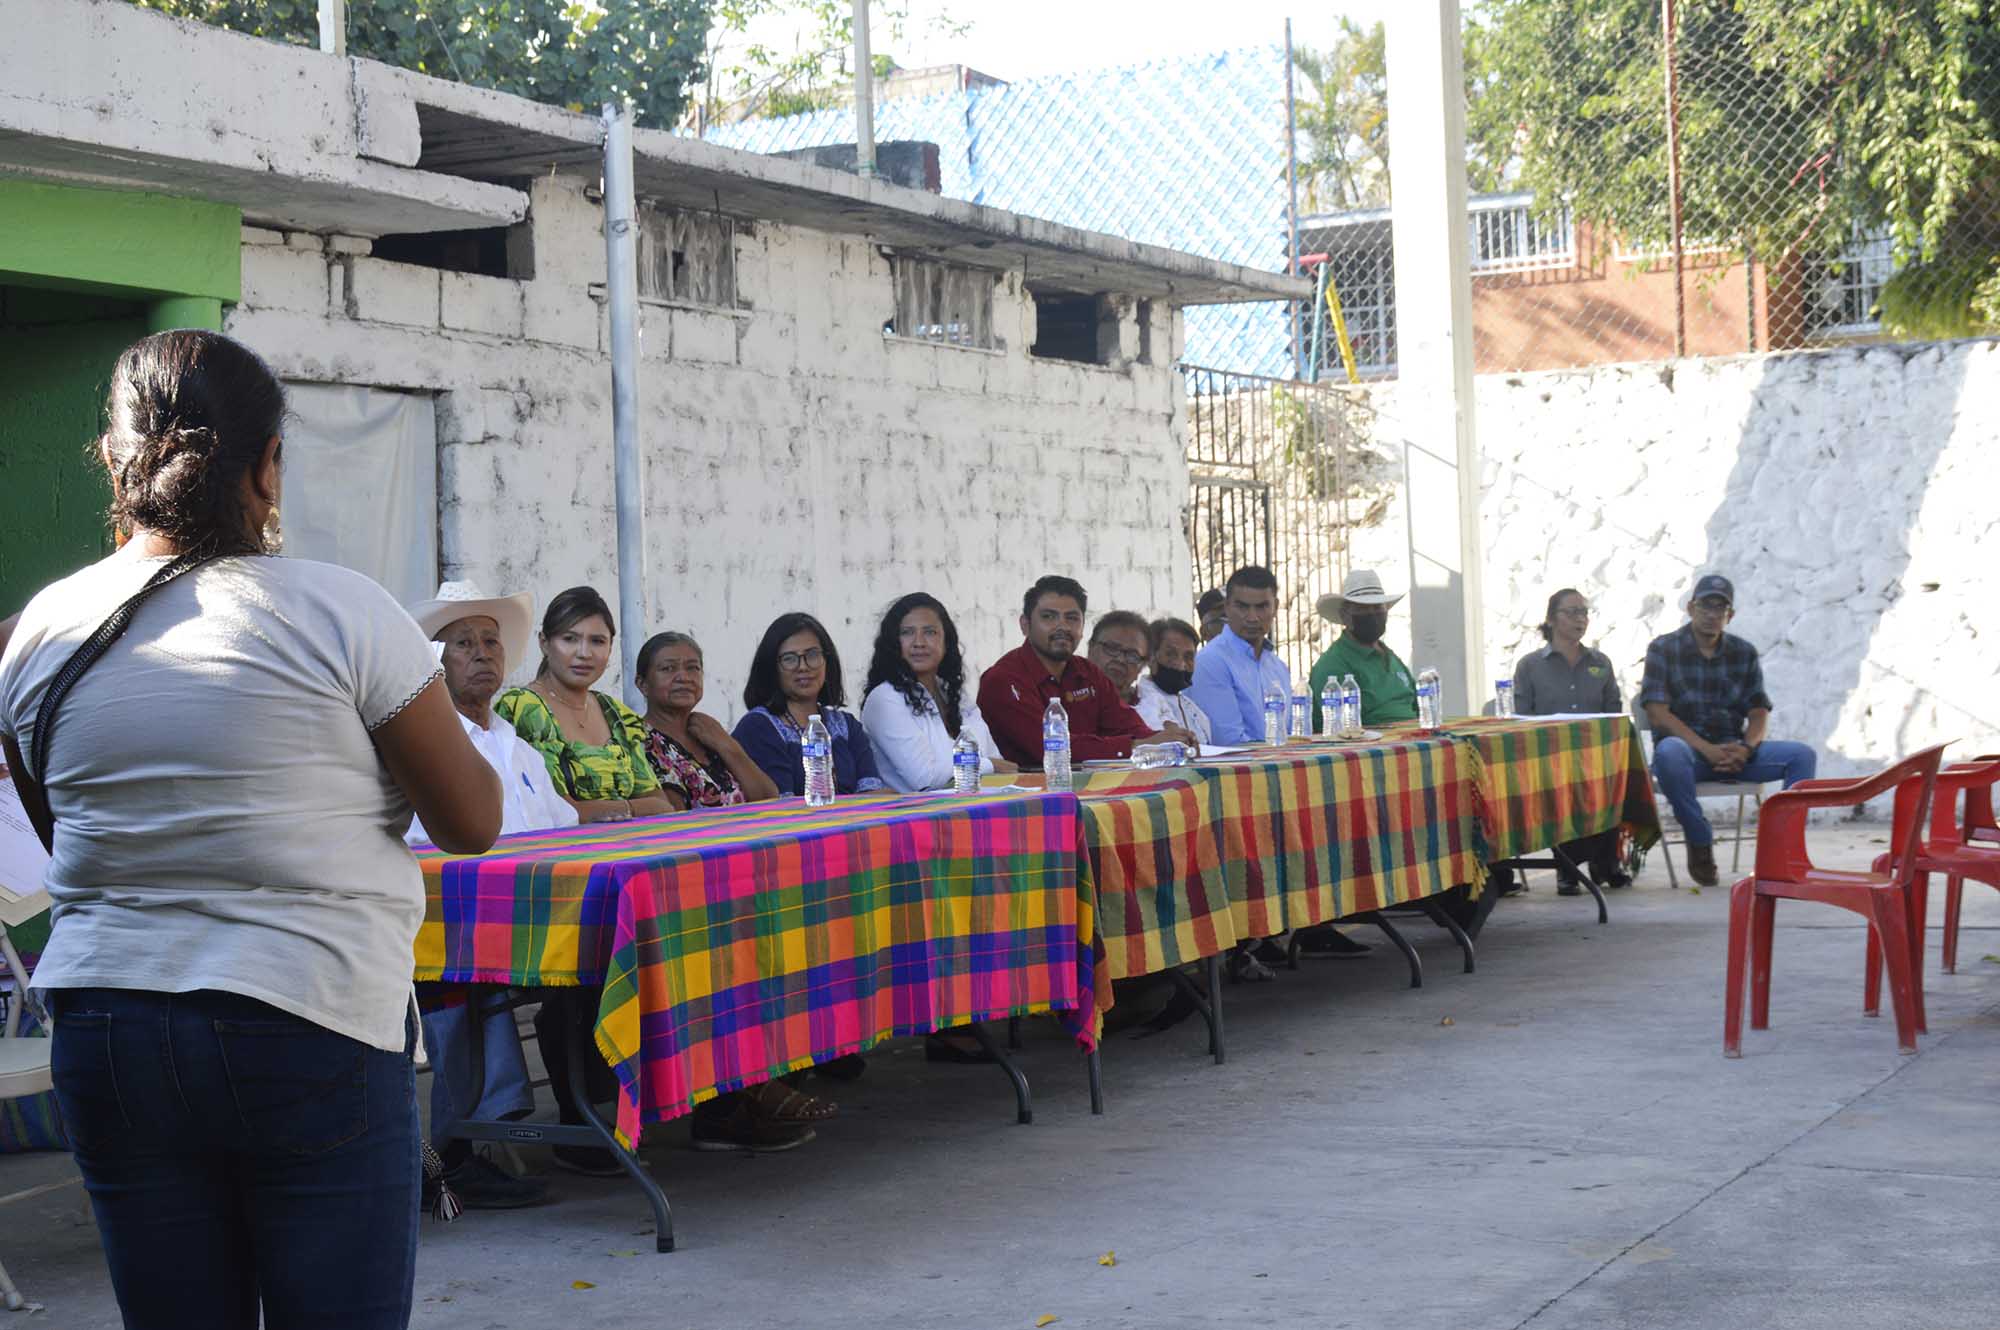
[{"left": 704, "top": 47, "right": 1294, "bottom": 376}]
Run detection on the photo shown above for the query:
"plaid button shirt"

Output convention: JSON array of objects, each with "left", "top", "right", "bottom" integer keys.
[{"left": 1639, "top": 624, "right": 1774, "bottom": 743}]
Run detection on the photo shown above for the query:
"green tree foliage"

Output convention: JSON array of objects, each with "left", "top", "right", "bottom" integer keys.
[
  {"left": 690, "top": 1, "right": 965, "bottom": 127},
  {"left": 1468, "top": 0, "right": 2000, "bottom": 333},
  {"left": 130, "top": 0, "right": 714, "bottom": 127},
  {"left": 1293, "top": 20, "right": 1390, "bottom": 213}
]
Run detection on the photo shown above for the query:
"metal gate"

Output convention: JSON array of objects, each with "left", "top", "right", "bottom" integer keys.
[{"left": 1180, "top": 364, "right": 1364, "bottom": 656}]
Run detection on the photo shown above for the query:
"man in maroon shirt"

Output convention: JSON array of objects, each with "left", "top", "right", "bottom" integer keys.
[{"left": 978, "top": 575, "right": 1194, "bottom": 768}]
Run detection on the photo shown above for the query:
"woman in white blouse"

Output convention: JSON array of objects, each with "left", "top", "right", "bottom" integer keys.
[{"left": 861, "top": 593, "right": 1018, "bottom": 792}]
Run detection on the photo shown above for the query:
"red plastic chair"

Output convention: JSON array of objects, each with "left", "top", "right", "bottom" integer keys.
[
  {"left": 1868, "top": 756, "right": 2000, "bottom": 977},
  {"left": 1724, "top": 746, "right": 1944, "bottom": 1057}
]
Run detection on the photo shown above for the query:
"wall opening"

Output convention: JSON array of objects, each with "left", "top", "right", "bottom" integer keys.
[
  {"left": 372, "top": 222, "right": 535, "bottom": 280},
  {"left": 637, "top": 205, "right": 736, "bottom": 308},
  {"left": 885, "top": 257, "right": 998, "bottom": 348},
  {"left": 1030, "top": 292, "right": 1117, "bottom": 365}
]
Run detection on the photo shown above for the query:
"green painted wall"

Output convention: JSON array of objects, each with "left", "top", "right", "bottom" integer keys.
[
  {"left": 0, "top": 178, "right": 240, "bottom": 304},
  {"left": 0, "top": 288, "right": 143, "bottom": 617}
]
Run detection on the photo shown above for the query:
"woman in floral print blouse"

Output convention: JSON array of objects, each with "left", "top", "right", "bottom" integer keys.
[{"left": 635, "top": 631, "right": 779, "bottom": 807}]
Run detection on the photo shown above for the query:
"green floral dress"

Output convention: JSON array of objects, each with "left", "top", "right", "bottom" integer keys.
[{"left": 495, "top": 687, "right": 669, "bottom": 803}]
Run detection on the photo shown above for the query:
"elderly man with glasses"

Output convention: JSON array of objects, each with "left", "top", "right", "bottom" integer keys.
[{"left": 1640, "top": 573, "right": 1817, "bottom": 887}]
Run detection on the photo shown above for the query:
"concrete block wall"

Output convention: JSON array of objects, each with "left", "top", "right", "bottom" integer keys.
[
  {"left": 1350, "top": 338, "right": 2000, "bottom": 781},
  {"left": 228, "top": 176, "right": 1189, "bottom": 717}
]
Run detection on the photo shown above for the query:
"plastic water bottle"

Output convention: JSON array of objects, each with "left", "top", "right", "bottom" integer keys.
[
  {"left": 1416, "top": 668, "right": 1442, "bottom": 730},
  {"left": 951, "top": 733, "right": 982, "bottom": 794},
  {"left": 1319, "top": 675, "right": 1342, "bottom": 736},
  {"left": 1263, "top": 683, "right": 1286, "bottom": 746},
  {"left": 1341, "top": 674, "right": 1362, "bottom": 737},
  {"left": 802, "top": 715, "right": 836, "bottom": 807},
  {"left": 1495, "top": 677, "right": 1515, "bottom": 719},
  {"left": 1130, "top": 741, "right": 1189, "bottom": 769},
  {"left": 1042, "top": 698, "right": 1073, "bottom": 792},
  {"left": 1290, "top": 690, "right": 1311, "bottom": 740}
]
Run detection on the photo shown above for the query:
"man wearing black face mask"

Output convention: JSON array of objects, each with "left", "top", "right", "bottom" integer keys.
[
  {"left": 1308, "top": 568, "right": 1419, "bottom": 728},
  {"left": 1134, "top": 617, "right": 1214, "bottom": 748}
]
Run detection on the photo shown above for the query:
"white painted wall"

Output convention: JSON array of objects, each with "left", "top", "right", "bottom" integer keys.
[
  {"left": 228, "top": 177, "right": 1190, "bottom": 719},
  {"left": 1346, "top": 338, "right": 2000, "bottom": 782}
]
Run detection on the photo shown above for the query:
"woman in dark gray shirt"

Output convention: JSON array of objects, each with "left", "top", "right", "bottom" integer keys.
[{"left": 1514, "top": 588, "right": 1631, "bottom": 893}]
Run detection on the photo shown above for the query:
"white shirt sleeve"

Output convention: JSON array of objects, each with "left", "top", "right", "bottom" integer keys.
[
  {"left": 514, "top": 736, "right": 580, "bottom": 830},
  {"left": 863, "top": 683, "right": 951, "bottom": 792}
]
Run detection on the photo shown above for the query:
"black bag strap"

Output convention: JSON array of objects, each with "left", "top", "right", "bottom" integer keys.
[{"left": 28, "top": 551, "right": 225, "bottom": 787}]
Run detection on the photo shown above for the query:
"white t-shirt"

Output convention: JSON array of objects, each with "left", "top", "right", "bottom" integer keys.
[
  {"left": 408, "top": 709, "right": 577, "bottom": 845},
  {"left": 1135, "top": 675, "right": 1215, "bottom": 748},
  {"left": 861, "top": 680, "right": 1001, "bottom": 792},
  {"left": 0, "top": 549, "right": 442, "bottom": 1052}
]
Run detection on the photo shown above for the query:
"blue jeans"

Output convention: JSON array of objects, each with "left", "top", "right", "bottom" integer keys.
[
  {"left": 49, "top": 988, "right": 419, "bottom": 1330},
  {"left": 1652, "top": 736, "right": 1817, "bottom": 848},
  {"left": 419, "top": 991, "right": 533, "bottom": 1147}
]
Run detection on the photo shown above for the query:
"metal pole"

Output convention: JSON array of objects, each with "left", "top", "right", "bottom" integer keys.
[
  {"left": 852, "top": 0, "right": 877, "bottom": 178},
  {"left": 601, "top": 102, "right": 649, "bottom": 711},
  {"left": 1284, "top": 18, "right": 1303, "bottom": 380},
  {"left": 1662, "top": 0, "right": 1687, "bottom": 357},
  {"left": 317, "top": 0, "right": 346, "bottom": 56}
]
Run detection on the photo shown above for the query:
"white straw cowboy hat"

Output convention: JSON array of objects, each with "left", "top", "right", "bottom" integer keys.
[
  {"left": 408, "top": 581, "right": 535, "bottom": 668},
  {"left": 1315, "top": 568, "right": 1404, "bottom": 623}
]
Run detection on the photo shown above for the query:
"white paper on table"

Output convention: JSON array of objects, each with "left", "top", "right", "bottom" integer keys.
[
  {"left": 1194, "top": 744, "right": 1260, "bottom": 757},
  {"left": 1514, "top": 712, "right": 1629, "bottom": 721},
  {"left": 0, "top": 774, "right": 52, "bottom": 928}
]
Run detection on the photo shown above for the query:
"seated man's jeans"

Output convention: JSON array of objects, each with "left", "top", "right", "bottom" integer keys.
[
  {"left": 1652, "top": 736, "right": 1817, "bottom": 848},
  {"left": 49, "top": 987, "right": 419, "bottom": 1330},
  {"left": 420, "top": 992, "right": 535, "bottom": 1151}
]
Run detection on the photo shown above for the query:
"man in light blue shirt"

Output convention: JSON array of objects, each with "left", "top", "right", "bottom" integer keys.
[{"left": 1187, "top": 565, "right": 1294, "bottom": 746}]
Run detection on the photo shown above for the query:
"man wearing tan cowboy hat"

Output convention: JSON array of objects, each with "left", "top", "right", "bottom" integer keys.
[
  {"left": 404, "top": 580, "right": 581, "bottom": 1211},
  {"left": 1308, "top": 568, "right": 1419, "bottom": 730}
]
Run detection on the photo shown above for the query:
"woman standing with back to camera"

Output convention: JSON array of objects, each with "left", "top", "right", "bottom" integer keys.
[{"left": 0, "top": 330, "right": 502, "bottom": 1329}]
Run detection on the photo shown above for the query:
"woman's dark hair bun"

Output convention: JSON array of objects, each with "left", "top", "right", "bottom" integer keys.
[{"left": 99, "top": 330, "right": 286, "bottom": 556}]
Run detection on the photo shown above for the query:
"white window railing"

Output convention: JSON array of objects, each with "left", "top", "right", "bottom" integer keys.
[{"left": 1468, "top": 193, "right": 1574, "bottom": 274}]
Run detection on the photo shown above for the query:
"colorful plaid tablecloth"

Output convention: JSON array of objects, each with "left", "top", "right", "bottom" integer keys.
[
  {"left": 1414, "top": 716, "right": 1663, "bottom": 860},
  {"left": 1072, "top": 734, "right": 1490, "bottom": 973},
  {"left": 414, "top": 790, "right": 1091, "bottom": 1148}
]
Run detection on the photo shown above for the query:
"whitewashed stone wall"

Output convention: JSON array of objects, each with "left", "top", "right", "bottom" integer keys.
[
  {"left": 228, "top": 176, "right": 1190, "bottom": 716},
  {"left": 1349, "top": 338, "right": 2000, "bottom": 783}
]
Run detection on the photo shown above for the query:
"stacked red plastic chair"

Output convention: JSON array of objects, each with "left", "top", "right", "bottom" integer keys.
[
  {"left": 1867, "top": 755, "right": 2000, "bottom": 979},
  {"left": 1724, "top": 745, "right": 1945, "bottom": 1057}
]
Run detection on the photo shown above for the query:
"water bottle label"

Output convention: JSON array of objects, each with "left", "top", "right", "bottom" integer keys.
[
  {"left": 802, "top": 741, "right": 829, "bottom": 758},
  {"left": 1044, "top": 738, "right": 1067, "bottom": 752}
]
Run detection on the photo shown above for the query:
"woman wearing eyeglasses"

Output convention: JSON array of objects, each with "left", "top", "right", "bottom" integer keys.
[
  {"left": 1514, "top": 588, "right": 1630, "bottom": 893},
  {"left": 734, "top": 612, "right": 885, "bottom": 797}
]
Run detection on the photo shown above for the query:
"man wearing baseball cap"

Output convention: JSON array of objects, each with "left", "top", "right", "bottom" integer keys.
[
  {"left": 1640, "top": 573, "right": 1817, "bottom": 886},
  {"left": 1307, "top": 568, "right": 1419, "bottom": 731}
]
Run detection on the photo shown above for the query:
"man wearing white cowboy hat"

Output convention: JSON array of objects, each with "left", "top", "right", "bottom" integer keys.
[
  {"left": 1308, "top": 568, "right": 1419, "bottom": 730},
  {"left": 404, "top": 580, "right": 581, "bottom": 1210}
]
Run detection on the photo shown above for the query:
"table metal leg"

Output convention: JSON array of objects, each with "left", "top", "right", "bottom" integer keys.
[
  {"left": 1418, "top": 899, "right": 1476, "bottom": 973},
  {"left": 1362, "top": 911, "right": 1423, "bottom": 988},
  {"left": 1164, "top": 960, "right": 1225, "bottom": 1065},
  {"left": 1550, "top": 844, "right": 1610, "bottom": 924},
  {"left": 1086, "top": 1048, "right": 1104, "bottom": 1116},
  {"left": 1007, "top": 1015, "right": 1024, "bottom": 1050},
  {"left": 564, "top": 1011, "right": 676, "bottom": 1252},
  {"left": 968, "top": 1021, "right": 1033, "bottom": 1124}
]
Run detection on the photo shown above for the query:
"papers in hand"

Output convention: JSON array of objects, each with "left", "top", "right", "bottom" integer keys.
[{"left": 0, "top": 773, "right": 52, "bottom": 927}]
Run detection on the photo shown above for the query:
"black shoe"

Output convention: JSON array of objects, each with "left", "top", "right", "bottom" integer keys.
[
  {"left": 1686, "top": 842, "right": 1719, "bottom": 888},
  {"left": 552, "top": 1143, "right": 628, "bottom": 1177},
  {"left": 443, "top": 1151, "right": 553, "bottom": 1209},
  {"left": 924, "top": 1033, "right": 997, "bottom": 1064},
  {"left": 1555, "top": 881, "right": 1584, "bottom": 897},
  {"left": 1225, "top": 946, "right": 1278, "bottom": 983},
  {"left": 810, "top": 1053, "right": 868, "bottom": 1082},
  {"left": 1293, "top": 926, "right": 1371, "bottom": 958},
  {"left": 1498, "top": 873, "right": 1528, "bottom": 898},
  {"left": 1595, "top": 867, "right": 1633, "bottom": 890},
  {"left": 689, "top": 1100, "right": 816, "bottom": 1154}
]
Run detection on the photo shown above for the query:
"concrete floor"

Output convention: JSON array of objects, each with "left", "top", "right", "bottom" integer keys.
[{"left": 9, "top": 824, "right": 2000, "bottom": 1329}]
